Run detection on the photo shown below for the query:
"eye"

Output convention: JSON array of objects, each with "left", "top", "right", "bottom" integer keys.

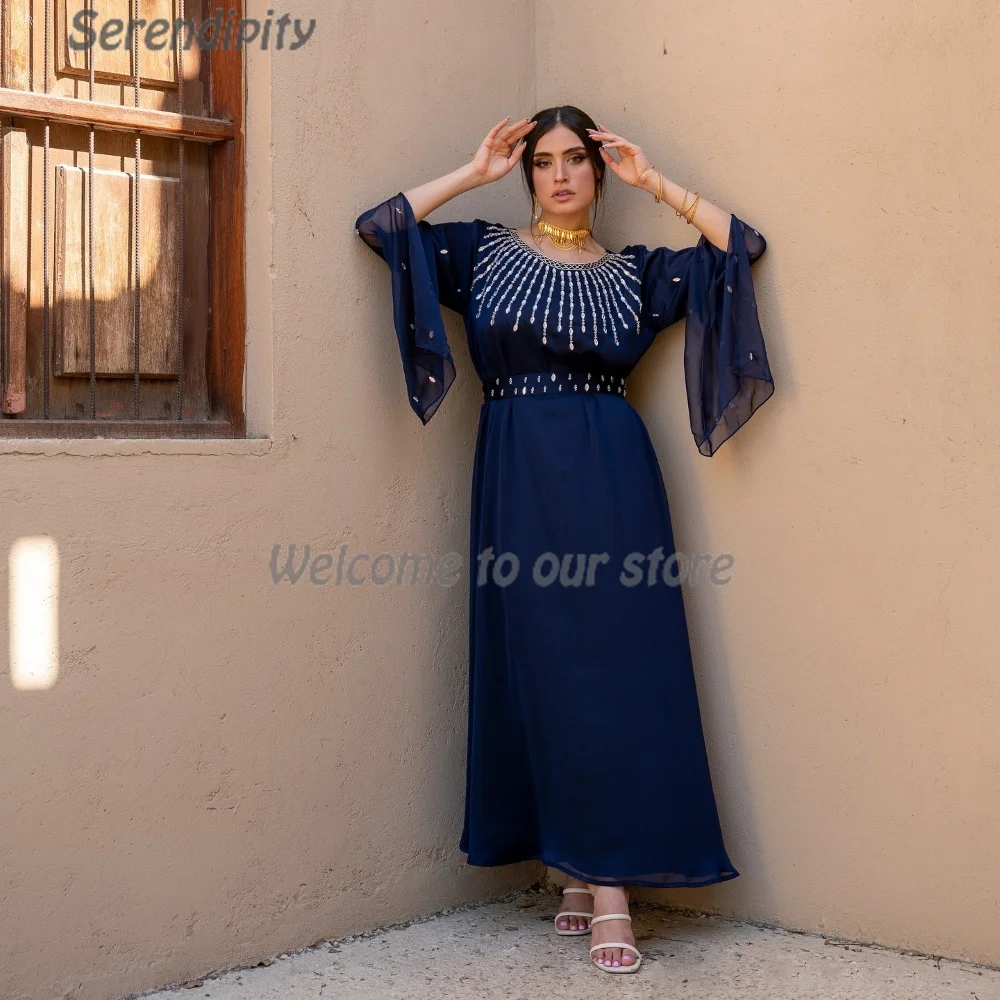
[
  {"left": 533, "top": 159, "right": 550, "bottom": 168},
  {"left": 570, "top": 154, "right": 586, "bottom": 163}
]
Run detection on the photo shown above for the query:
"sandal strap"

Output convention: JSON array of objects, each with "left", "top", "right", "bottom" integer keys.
[
  {"left": 589, "top": 942, "right": 641, "bottom": 956},
  {"left": 555, "top": 910, "right": 592, "bottom": 918},
  {"left": 589, "top": 912, "right": 631, "bottom": 924},
  {"left": 561, "top": 887, "right": 591, "bottom": 895}
]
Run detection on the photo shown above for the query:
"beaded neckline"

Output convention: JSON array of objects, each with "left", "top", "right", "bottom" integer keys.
[
  {"left": 473, "top": 225, "right": 642, "bottom": 348},
  {"left": 506, "top": 228, "right": 615, "bottom": 270}
]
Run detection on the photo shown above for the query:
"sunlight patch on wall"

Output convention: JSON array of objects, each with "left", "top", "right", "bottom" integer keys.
[{"left": 8, "top": 537, "right": 60, "bottom": 690}]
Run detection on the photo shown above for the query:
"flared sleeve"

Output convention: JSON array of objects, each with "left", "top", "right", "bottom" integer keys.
[
  {"left": 640, "top": 215, "right": 774, "bottom": 457},
  {"left": 354, "top": 192, "right": 482, "bottom": 424}
]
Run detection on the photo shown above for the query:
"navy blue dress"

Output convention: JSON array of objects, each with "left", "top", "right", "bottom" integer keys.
[{"left": 355, "top": 192, "right": 773, "bottom": 888}]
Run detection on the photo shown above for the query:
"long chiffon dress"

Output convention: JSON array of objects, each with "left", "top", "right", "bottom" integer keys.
[{"left": 355, "top": 191, "right": 773, "bottom": 887}]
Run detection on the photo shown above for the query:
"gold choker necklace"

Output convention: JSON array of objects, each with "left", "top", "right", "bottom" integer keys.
[{"left": 535, "top": 218, "right": 592, "bottom": 254}]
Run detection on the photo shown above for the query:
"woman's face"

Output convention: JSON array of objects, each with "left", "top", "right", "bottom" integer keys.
[{"left": 530, "top": 123, "right": 599, "bottom": 217}]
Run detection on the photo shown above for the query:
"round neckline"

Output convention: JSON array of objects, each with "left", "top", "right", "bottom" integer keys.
[{"left": 507, "top": 228, "right": 613, "bottom": 269}]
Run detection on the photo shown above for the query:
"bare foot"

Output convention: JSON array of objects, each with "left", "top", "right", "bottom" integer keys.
[
  {"left": 555, "top": 876, "right": 593, "bottom": 932},
  {"left": 587, "top": 884, "right": 636, "bottom": 968}
]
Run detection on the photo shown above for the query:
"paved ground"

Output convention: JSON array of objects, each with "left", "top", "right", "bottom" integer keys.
[{"left": 137, "top": 884, "right": 1000, "bottom": 1000}]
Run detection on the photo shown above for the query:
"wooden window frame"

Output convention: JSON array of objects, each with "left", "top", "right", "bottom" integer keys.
[{"left": 0, "top": 2, "right": 246, "bottom": 439}]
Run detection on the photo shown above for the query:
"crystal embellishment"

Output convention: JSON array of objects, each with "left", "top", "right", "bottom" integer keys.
[
  {"left": 482, "top": 371, "right": 628, "bottom": 400},
  {"left": 470, "top": 225, "right": 641, "bottom": 349}
]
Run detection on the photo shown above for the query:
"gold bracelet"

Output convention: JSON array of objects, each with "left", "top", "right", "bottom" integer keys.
[
  {"left": 655, "top": 170, "right": 663, "bottom": 203},
  {"left": 682, "top": 192, "right": 701, "bottom": 224},
  {"left": 676, "top": 190, "right": 692, "bottom": 217},
  {"left": 635, "top": 163, "right": 654, "bottom": 186}
]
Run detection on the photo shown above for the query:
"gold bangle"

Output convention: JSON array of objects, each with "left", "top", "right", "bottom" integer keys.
[
  {"left": 635, "top": 163, "right": 653, "bottom": 186},
  {"left": 676, "top": 190, "right": 692, "bottom": 217},
  {"left": 655, "top": 170, "right": 663, "bottom": 203},
  {"left": 683, "top": 192, "right": 701, "bottom": 224}
]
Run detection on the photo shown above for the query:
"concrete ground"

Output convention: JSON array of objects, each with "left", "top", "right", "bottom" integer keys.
[{"left": 137, "top": 884, "right": 1000, "bottom": 1000}]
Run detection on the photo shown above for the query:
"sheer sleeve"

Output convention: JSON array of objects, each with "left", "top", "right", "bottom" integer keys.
[
  {"left": 354, "top": 192, "right": 483, "bottom": 424},
  {"left": 639, "top": 215, "right": 774, "bottom": 457}
]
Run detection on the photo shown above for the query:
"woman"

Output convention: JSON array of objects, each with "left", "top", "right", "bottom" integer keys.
[{"left": 355, "top": 105, "right": 774, "bottom": 975}]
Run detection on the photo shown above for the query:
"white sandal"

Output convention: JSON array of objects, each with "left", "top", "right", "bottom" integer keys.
[
  {"left": 553, "top": 886, "right": 593, "bottom": 936},
  {"left": 589, "top": 911, "right": 642, "bottom": 973}
]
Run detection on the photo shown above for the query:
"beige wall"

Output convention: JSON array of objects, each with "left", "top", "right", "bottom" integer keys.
[
  {"left": 1, "top": 1, "right": 997, "bottom": 997},
  {"left": 534, "top": 0, "right": 1000, "bottom": 967}
]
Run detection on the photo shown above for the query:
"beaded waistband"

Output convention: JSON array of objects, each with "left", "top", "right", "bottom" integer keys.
[{"left": 483, "top": 371, "right": 628, "bottom": 401}]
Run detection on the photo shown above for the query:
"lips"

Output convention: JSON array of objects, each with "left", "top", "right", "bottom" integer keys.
[{"left": 553, "top": 190, "right": 574, "bottom": 198}]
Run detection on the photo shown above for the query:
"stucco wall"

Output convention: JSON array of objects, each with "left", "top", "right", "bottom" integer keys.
[
  {"left": 0, "top": 3, "right": 537, "bottom": 999},
  {"left": 535, "top": 0, "right": 1000, "bottom": 967},
  {"left": 1, "top": 1, "right": 998, "bottom": 998}
]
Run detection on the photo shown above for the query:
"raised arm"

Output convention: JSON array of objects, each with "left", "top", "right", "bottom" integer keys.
[
  {"left": 402, "top": 163, "right": 482, "bottom": 223},
  {"left": 354, "top": 116, "right": 537, "bottom": 425},
  {"left": 585, "top": 122, "right": 734, "bottom": 253},
  {"left": 402, "top": 116, "right": 537, "bottom": 222}
]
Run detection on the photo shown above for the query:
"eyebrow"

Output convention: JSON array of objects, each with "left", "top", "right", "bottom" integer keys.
[{"left": 533, "top": 145, "right": 588, "bottom": 157}]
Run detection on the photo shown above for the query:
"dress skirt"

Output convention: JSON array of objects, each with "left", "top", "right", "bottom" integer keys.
[{"left": 461, "top": 381, "right": 739, "bottom": 886}]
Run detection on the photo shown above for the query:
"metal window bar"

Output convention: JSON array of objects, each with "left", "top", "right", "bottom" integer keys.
[
  {"left": 176, "top": 0, "right": 186, "bottom": 421},
  {"left": 88, "top": 0, "right": 95, "bottom": 417},
  {"left": 43, "top": 0, "right": 50, "bottom": 418},
  {"left": 132, "top": 0, "right": 141, "bottom": 419}
]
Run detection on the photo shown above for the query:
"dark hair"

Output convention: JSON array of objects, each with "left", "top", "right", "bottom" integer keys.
[{"left": 519, "top": 105, "right": 608, "bottom": 218}]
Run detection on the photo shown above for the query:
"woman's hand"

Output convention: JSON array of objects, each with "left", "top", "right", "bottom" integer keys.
[
  {"left": 469, "top": 116, "right": 537, "bottom": 185},
  {"left": 586, "top": 123, "right": 654, "bottom": 188}
]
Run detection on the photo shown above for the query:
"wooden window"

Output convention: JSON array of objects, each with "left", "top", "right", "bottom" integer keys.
[{"left": 0, "top": 0, "right": 245, "bottom": 438}]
